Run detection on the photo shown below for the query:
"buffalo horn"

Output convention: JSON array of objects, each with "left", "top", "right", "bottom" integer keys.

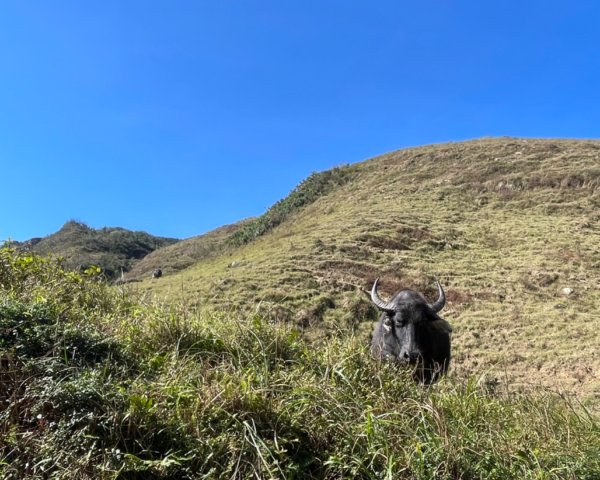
[
  {"left": 429, "top": 279, "right": 446, "bottom": 313},
  {"left": 370, "top": 278, "right": 396, "bottom": 312}
]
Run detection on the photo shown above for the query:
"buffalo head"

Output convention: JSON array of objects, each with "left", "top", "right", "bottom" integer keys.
[{"left": 370, "top": 278, "right": 452, "bottom": 383}]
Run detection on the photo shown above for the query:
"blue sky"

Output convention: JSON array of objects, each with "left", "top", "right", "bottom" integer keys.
[{"left": 1, "top": 1, "right": 599, "bottom": 241}]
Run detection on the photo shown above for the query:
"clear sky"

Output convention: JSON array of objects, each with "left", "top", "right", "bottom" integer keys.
[{"left": 1, "top": 1, "right": 599, "bottom": 241}]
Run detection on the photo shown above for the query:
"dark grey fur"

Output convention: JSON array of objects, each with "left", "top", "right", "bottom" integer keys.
[{"left": 370, "top": 279, "right": 452, "bottom": 383}]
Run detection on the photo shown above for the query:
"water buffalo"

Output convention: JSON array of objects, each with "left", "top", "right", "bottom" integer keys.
[{"left": 370, "top": 278, "right": 452, "bottom": 383}]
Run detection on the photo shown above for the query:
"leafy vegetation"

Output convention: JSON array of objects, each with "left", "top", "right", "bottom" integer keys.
[{"left": 1, "top": 247, "right": 599, "bottom": 479}]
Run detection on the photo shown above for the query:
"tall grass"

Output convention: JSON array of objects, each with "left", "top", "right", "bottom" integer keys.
[{"left": 1, "top": 247, "right": 599, "bottom": 479}]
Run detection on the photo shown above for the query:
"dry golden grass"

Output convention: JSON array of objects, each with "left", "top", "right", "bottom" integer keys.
[{"left": 136, "top": 138, "right": 600, "bottom": 404}]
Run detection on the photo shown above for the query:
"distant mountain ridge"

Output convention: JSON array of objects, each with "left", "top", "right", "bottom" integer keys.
[{"left": 10, "top": 220, "right": 179, "bottom": 279}]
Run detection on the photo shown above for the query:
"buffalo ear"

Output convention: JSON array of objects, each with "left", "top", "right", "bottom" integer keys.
[{"left": 425, "top": 306, "right": 443, "bottom": 322}]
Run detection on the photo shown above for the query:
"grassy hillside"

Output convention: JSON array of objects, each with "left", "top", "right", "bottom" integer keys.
[
  {"left": 1, "top": 247, "right": 599, "bottom": 479},
  {"left": 125, "top": 220, "right": 251, "bottom": 281},
  {"left": 139, "top": 138, "right": 600, "bottom": 401},
  {"left": 11, "top": 221, "right": 179, "bottom": 280},
  {"left": 124, "top": 167, "right": 357, "bottom": 282}
]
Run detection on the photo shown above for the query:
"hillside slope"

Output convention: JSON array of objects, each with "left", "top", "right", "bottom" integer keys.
[
  {"left": 138, "top": 138, "right": 600, "bottom": 400},
  {"left": 126, "top": 219, "right": 251, "bottom": 280},
  {"left": 14, "top": 220, "right": 179, "bottom": 279}
]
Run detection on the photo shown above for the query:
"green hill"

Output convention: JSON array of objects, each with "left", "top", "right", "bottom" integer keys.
[
  {"left": 11, "top": 220, "right": 179, "bottom": 280},
  {"left": 138, "top": 137, "right": 600, "bottom": 401}
]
